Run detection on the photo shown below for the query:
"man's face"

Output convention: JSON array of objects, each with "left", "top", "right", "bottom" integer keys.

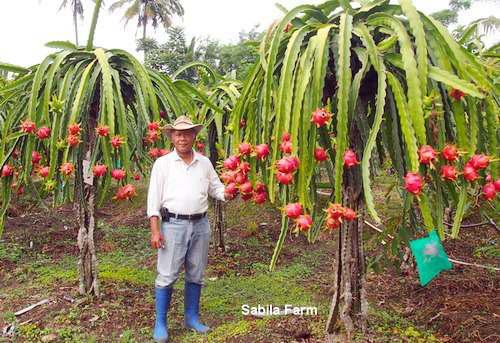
[{"left": 171, "top": 129, "right": 196, "bottom": 154}]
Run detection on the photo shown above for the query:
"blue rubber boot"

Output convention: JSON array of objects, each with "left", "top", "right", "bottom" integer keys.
[
  {"left": 153, "top": 286, "right": 173, "bottom": 342},
  {"left": 184, "top": 282, "right": 210, "bottom": 333}
]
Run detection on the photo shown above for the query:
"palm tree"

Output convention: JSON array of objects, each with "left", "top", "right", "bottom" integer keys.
[
  {"left": 110, "top": 0, "right": 184, "bottom": 40},
  {"left": 59, "top": 0, "right": 84, "bottom": 46}
]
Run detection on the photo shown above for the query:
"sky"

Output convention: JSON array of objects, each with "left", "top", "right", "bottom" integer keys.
[{"left": 0, "top": 0, "right": 498, "bottom": 67}]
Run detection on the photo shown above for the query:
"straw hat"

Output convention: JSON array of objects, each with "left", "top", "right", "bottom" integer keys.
[{"left": 163, "top": 115, "right": 203, "bottom": 138}]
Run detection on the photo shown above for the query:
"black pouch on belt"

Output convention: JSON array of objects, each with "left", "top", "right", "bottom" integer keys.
[{"left": 160, "top": 207, "right": 170, "bottom": 222}]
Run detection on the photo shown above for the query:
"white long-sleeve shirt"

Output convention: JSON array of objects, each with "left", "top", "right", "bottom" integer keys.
[{"left": 147, "top": 149, "right": 226, "bottom": 218}]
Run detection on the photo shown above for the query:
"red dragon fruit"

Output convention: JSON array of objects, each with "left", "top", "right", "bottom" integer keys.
[
  {"left": 93, "top": 164, "right": 107, "bottom": 177},
  {"left": 238, "top": 142, "right": 253, "bottom": 156},
  {"left": 280, "top": 140, "right": 292, "bottom": 154},
  {"left": 59, "top": 162, "right": 75, "bottom": 177},
  {"left": 38, "top": 166, "right": 49, "bottom": 178},
  {"left": 276, "top": 172, "right": 294, "bottom": 185},
  {"left": 31, "top": 151, "right": 42, "bottom": 165},
  {"left": 253, "top": 191, "right": 267, "bottom": 204},
  {"left": 276, "top": 157, "right": 296, "bottom": 174},
  {"left": 440, "top": 165, "right": 458, "bottom": 181},
  {"left": 343, "top": 208, "right": 357, "bottom": 221},
  {"left": 223, "top": 155, "right": 240, "bottom": 170},
  {"left": 284, "top": 203, "right": 303, "bottom": 219},
  {"left": 224, "top": 183, "right": 238, "bottom": 199},
  {"left": 468, "top": 154, "right": 490, "bottom": 170},
  {"left": 418, "top": 145, "right": 437, "bottom": 165},
  {"left": 147, "top": 121, "right": 160, "bottom": 131},
  {"left": 239, "top": 181, "right": 253, "bottom": 194},
  {"left": 67, "top": 134, "right": 80, "bottom": 147},
  {"left": 343, "top": 149, "right": 359, "bottom": 168},
  {"left": 314, "top": 147, "right": 328, "bottom": 162},
  {"left": 113, "top": 184, "right": 137, "bottom": 201},
  {"left": 95, "top": 125, "right": 110, "bottom": 137},
  {"left": 111, "top": 169, "right": 126, "bottom": 181},
  {"left": 239, "top": 161, "right": 251, "bottom": 175},
  {"left": 462, "top": 165, "right": 479, "bottom": 182},
  {"left": 36, "top": 126, "right": 51, "bottom": 140},
  {"left": 404, "top": 172, "right": 423, "bottom": 195},
  {"left": 482, "top": 183, "right": 497, "bottom": 201},
  {"left": 295, "top": 214, "right": 313, "bottom": 231},
  {"left": 20, "top": 120, "right": 36, "bottom": 134},
  {"left": 441, "top": 145, "right": 459, "bottom": 162},
  {"left": 449, "top": 88, "right": 465, "bottom": 101},
  {"left": 254, "top": 144, "right": 270, "bottom": 160},
  {"left": 254, "top": 181, "right": 266, "bottom": 194},
  {"left": 67, "top": 123, "right": 81, "bottom": 135},
  {"left": 325, "top": 217, "right": 341, "bottom": 230},
  {"left": 326, "top": 203, "right": 345, "bottom": 220},
  {"left": 310, "top": 108, "right": 332, "bottom": 128},
  {"left": 111, "top": 135, "right": 125, "bottom": 149},
  {"left": 494, "top": 179, "right": 500, "bottom": 192},
  {"left": 1, "top": 165, "right": 14, "bottom": 177}
]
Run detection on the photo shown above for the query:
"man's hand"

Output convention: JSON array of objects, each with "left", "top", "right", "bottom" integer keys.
[
  {"left": 224, "top": 188, "right": 236, "bottom": 201},
  {"left": 150, "top": 216, "right": 165, "bottom": 249},
  {"left": 151, "top": 230, "right": 165, "bottom": 249}
]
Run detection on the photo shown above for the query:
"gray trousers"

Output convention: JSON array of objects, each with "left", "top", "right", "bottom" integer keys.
[{"left": 155, "top": 216, "right": 211, "bottom": 288}]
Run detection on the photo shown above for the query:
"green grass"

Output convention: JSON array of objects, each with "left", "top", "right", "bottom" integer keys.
[
  {"left": 22, "top": 224, "right": 154, "bottom": 286},
  {"left": 358, "top": 307, "right": 440, "bottom": 342},
  {"left": 99, "top": 264, "right": 154, "bottom": 285},
  {"left": 2, "top": 310, "right": 16, "bottom": 323},
  {"left": 98, "top": 248, "right": 151, "bottom": 266},
  {"left": 15, "top": 323, "right": 89, "bottom": 343},
  {"left": 98, "top": 222, "right": 151, "bottom": 252},
  {"left": 202, "top": 262, "right": 318, "bottom": 317},
  {"left": 0, "top": 241, "right": 23, "bottom": 263},
  {"left": 179, "top": 319, "right": 265, "bottom": 343},
  {"left": 30, "top": 248, "right": 155, "bottom": 287},
  {"left": 117, "top": 329, "right": 138, "bottom": 343},
  {"left": 473, "top": 241, "right": 500, "bottom": 259},
  {"left": 35, "top": 255, "right": 78, "bottom": 285},
  {"left": 172, "top": 246, "right": 329, "bottom": 342},
  {"left": 16, "top": 323, "right": 49, "bottom": 342}
]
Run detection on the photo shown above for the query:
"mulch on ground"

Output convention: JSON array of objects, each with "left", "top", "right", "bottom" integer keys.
[{"left": 368, "top": 224, "right": 499, "bottom": 343}]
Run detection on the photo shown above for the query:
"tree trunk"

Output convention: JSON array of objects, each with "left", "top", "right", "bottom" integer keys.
[
  {"left": 208, "top": 121, "right": 225, "bottom": 251},
  {"left": 142, "top": 5, "right": 148, "bottom": 41},
  {"left": 0, "top": 180, "right": 12, "bottom": 238},
  {"left": 76, "top": 157, "right": 99, "bottom": 296},
  {"left": 75, "top": 103, "right": 99, "bottom": 296},
  {"left": 326, "top": 106, "right": 368, "bottom": 341},
  {"left": 73, "top": 8, "right": 79, "bottom": 46},
  {"left": 325, "top": 169, "right": 367, "bottom": 341},
  {"left": 212, "top": 200, "right": 225, "bottom": 251}
]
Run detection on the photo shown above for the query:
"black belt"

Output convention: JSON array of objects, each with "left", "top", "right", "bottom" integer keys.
[{"left": 160, "top": 207, "right": 206, "bottom": 221}]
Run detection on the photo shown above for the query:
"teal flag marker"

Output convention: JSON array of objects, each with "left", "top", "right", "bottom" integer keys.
[{"left": 409, "top": 229, "right": 452, "bottom": 286}]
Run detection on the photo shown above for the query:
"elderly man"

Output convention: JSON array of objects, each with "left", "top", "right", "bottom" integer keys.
[{"left": 147, "top": 115, "right": 230, "bottom": 342}]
